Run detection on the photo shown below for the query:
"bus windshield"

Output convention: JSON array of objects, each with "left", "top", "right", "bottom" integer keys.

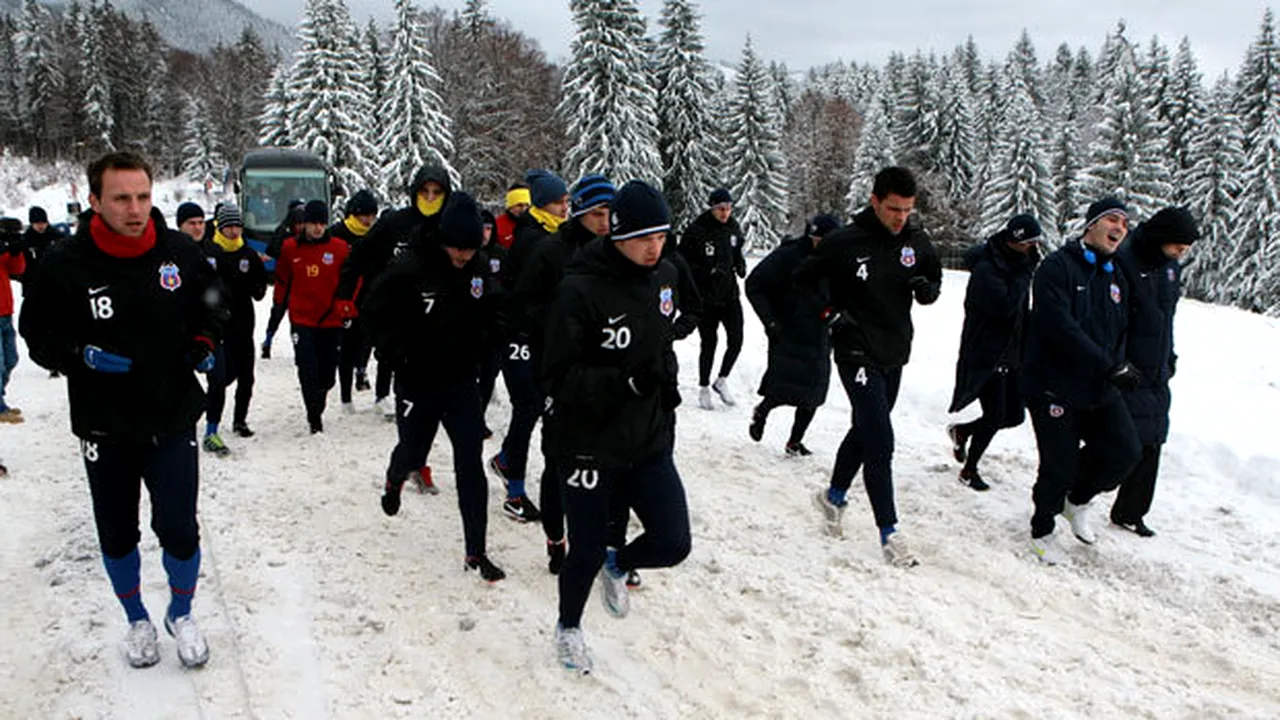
[{"left": 240, "top": 169, "right": 328, "bottom": 233}]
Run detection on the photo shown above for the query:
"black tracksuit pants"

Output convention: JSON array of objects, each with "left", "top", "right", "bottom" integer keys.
[
  {"left": 1111, "top": 443, "right": 1162, "bottom": 525},
  {"left": 265, "top": 299, "right": 288, "bottom": 341},
  {"left": 206, "top": 330, "right": 256, "bottom": 427},
  {"left": 338, "top": 318, "right": 368, "bottom": 404},
  {"left": 756, "top": 396, "right": 818, "bottom": 445},
  {"left": 292, "top": 326, "right": 342, "bottom": 428},
  {"left": 387, "top": 383, "right": 488, "bottom": 557},
  {"left": 498, "top": 346, "right": 542, "bottom": 483},
  {"left": 558, "top": 446, "right": 691, "bottom": 629},
  {"left": 1028, "top": 393, "right": 1141, "bottom": 538},
  {"left": 697, "top": 299, "right": 744, "bottom": 386},
  {"left": 830, "top": 363, "right": 903, "bottom": 529},
  {"left": 83, "top": 429, "right": 200, "bottom": 561}
]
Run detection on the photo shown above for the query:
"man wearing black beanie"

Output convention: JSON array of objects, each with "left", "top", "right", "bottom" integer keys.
[
  {"left": 1109, "top": 206, "right": 1198, "bottom": 538},
  {"left": 1022, "top": 197, "right": 1142, "bottom": 564},
  {"left": 175, "top": 203, "right": 206, "bottom": 241},
  {"left": 363, "top": 191, "right": 507, "bottom": 584},
  {"left": 20, "top": 205, "right": 66, "bottom": 275}
]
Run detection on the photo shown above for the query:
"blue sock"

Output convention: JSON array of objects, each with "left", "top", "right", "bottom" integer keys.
[
  {"left": 263, "top": 332, "right": 273, "bottom": 346},
  {"left": 507, "top": 478, "right": 525, "bottom": 498},
  {"left": 102, "top": 549, "right": 149, "bottom": 623},
  {"left": 827, "top": 487, "right": 847, "bottom": 507},
  {"left": 162, "top": 549, "right": 201, "bottom": 620},
  {"left": 605, "top": 547, "right": 624, "bottom": 578},
  {"left": 879, "top": 525, "right": 897, "bottom": 545},
  {"left": 206, "top": 422, "right": 218, "bottom": 437}
]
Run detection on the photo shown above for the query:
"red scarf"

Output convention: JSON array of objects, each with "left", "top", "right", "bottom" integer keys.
[{"left": 91, "top": 214, "right": 156, "bottom": 259}]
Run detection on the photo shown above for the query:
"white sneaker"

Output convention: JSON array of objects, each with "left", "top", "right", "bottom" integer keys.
[
  {"left": 374, "top": 397, "right": 395, "bottom": 420},
  {"left": 123, "top": 619, "right": 160, "bottom": 668},
  {"left": 697, "top": 386, "right": 714, "bottom": 410},
  {"left": 555, "top": 623, "right": 593, "bottom": 674},
  {"left": 712, "top": 377, "right": 736, "bottom": 406},
  {"left": 164, "top": 613, "right": 210, "bottom": 668},
  {"left": 1062, "top": 500, "right": 1097, "bottom": 544},
  {"left": 341, "top": 401, "right": 356, "bottom": 415},
  {"left": 599, "top": 560, "right": 630, "bottom": 618},
  {"left": 882, "top": 531, "right": 919, "bottom": 568},
  {"left": 812, "top": 489, "right": 845, "bottom": 538},
  {"left": 1030, "top": 534, "right": 1066, "bottom": 565}
]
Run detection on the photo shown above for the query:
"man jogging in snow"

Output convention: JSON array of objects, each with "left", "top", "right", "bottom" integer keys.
[
  {"left": 804, "top": 167, "right": 941, "bottom": 568},
  {"left": 20, "top": 152, "right": 226, "bottom": 669}
]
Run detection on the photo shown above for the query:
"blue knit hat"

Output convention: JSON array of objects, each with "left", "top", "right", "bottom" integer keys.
[
  {"left": 709, "top": 187, "right": 733, "bottom": 206},
  {"left": 610, "top": 180, "right": 671, "bottom": 241},
  {"left": 525, "top": 169, "right": 568, "bottom": 208},
  {"left": 570, "top": 173, "right": 616, "bottom": 217}
]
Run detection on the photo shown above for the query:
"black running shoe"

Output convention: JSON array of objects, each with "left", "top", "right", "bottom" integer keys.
[
  {"left": 355, "top": 372, "right": 371, "bottom": 392},
  {"left": 625, "top": 569, "right": 642, "bottom": 589},
  {"left": 959, "top": 468, "right": 990, "bottom": 491},
  {"left": 1113, "top": 518, "right": 1156, "bottom": 537},
  {"left": 503, "top": 494, "right": 541, "bottom": 523},
  {"left": 233, "top": 422, "right": 255, "bottom": 438},
  {"left": 465, "top": 555, "right": 506, "bottom": 582},
  {"left": 547, "top": 539, "right": 566, "bottom": 575},
  {"left": 785, "top": 441, "right": 813, "bottom": 457},
  {"left": 261, "top": 343, "right": 271, "bottom": 360},
  {"left": 749, "top": 405, "right": 767, "bottom": 442},
  {"left": 381, "top": 479, "right": 405, "bottom": 516},
  {"left": 947, "top": 424, "right": 968, "bottom": 464}
]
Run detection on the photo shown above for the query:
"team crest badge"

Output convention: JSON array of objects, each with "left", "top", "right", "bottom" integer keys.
[
  {"left": 659, "top": 286, "right": 674, "bottom": 317},
  {"left": 1049, "top": 404, "right": 1065, "bottom": 418},
  {"left": 730, "top": 235, "right": 739, "bottom": 248},
  {"left": 490, "top": 257, "right": 501, "bottom": 274},
  {"left": 322, "top": 252, "right": 335, "bottom": 265},
  {"left": 1166, "top": 267, "right": 1176, "bottom": 282},
  {"left": 239, "top": 258, "right": 250, "bottom": 273},
  {"left": 158, "top": 262, "right": 182, "bottom": 291},
  {"left": 900, "top": 246, "right": 917, "bottom": 268},
  {"left": 1110, "top": 283, "right": 1122, "bottom": 304},
  {"left": 471, "top": 276, "right": 484, "bottom": 299}
]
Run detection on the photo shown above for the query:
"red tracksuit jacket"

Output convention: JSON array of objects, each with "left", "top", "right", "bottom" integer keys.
[{"left": 274, "top": 233, "right": 351, "bottom": 329}]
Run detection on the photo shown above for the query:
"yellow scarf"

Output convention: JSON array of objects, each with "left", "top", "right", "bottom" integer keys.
[
  {"left": 344, "top": 215, "right": 371, "bottom": 237},
  {"left": 529, "top": 205, "right": 567, "bottom": 233},
  {"left": 416, "top": 193, "right": 444, "bottom": 217},
  {"left": 213, "top": 229, "right": 244, "bottom": 252}
]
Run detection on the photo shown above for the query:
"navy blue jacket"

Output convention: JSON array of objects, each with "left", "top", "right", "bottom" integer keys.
[
  {"left": 1116, "top": 226, "right": 1180, "bottom": 444},
  {"left": 746, "top": 236, "right": 831, "bottom": 407},
  {"left": 949, "top": 238, "right": 1036, "bottom": 413},
  {"left": 1021, "top": 241, "right": 1130, "bottom": 409}
]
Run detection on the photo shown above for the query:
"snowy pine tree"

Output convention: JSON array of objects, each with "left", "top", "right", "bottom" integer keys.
[
  {"left": 1049, "top": 115, "right": 1086, "bottom": 241},
  {"left": 893, "top": 52, "right": 939, "bottom": 166},
  {"left": 726, "top": 36, "right": 789, "bottom": 250},
  {"left": 181, "top": 92, "right": 225, "bottom": 185},
  {"left": 78, "top": 3, "right": 114, "bottom": 153},
  {"left": 1164, "top": 38, "right": 1208, "bottom": 206},
  {"left": 16, "top": 0, "right": 63, "bottom": 158},
  {"left": 364, "top": 18, "right": 388, "bottom": 127},
  {"left": 655, "top": 0, "right": 721, "bottom": 229},
  {"left": 1184, "top": 77, "right": 1245, "bottom": 303},
  {"left": 258, "top": 64, "right": 292, "bottom": 147},
  {"left": 979, "top": 75, "right": 1055, "bottom": 237},
  {"left": 0, "top": 15, "right": 22, "bottom": 145},
  {"left": 287, "top": 0, "right": 382, "bottom": 197},
  {"left": 559, "top": 0, "right": 664, "bottom": 185},
  {"left": 932, "top": 61, "right": 977, "bottom": 199},
  {"left": 847, "top": 82, "right": 894, "bottom": 214},
  {"left": 377, "top": 0, "right": 457, "bottom": 195}
]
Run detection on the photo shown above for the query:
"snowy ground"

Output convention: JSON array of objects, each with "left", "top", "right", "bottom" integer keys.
[{"left": 2, "top": 253, "right": 1279, "bottom": 716}]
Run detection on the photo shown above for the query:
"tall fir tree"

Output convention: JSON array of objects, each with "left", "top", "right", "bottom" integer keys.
[
  {"left": 932, "top": 60, "right": 977, "bottom": 199},
  {"left": 363, "top": 18, "right": 388, "bottom": 143},
  {"left": 655, "top": 0, "right": 720, "bottom": 230},
  {"left": 1164, "top": 37, "right": 1208, "bottom": 206},
  {"left": 1007, "top": 29, "right": 1046, "bottom": 110},
  {"left": 726, "top": 36, "right": 789, "bottom": 249},
  {"left": 258, "top": 64, "right": 292, "bottom": 147},
  {"left": 78, "top": 2, "right": 114, "bottom": 153},
  {"left": 846, "top": 81, "right": 894, "bottom": 214},
  {"left": 378, "top": 0, "right": 457, "bottom": 196},
  {"left": 559, "top": 0, "right": 664, "bottom": 185},
  {"left": 0, "top": 14, "right": 23, "bottom": 146},
  {"left": 979, "top": 75, "right": 1055, "bottom": 237},
  {"left": 181, "top": 92, "right": 225, "bottom": 185},
  {"left": 287, "top": 0, "right": 381, "bottom": 195},
  {"left": 1184, "top": 77, "right": 1245, "bottom": 302},
  {"left": 16, "top": 0, "right": 63, "bottom": 158},
  {"left": 1234, "top": 8, "right": 1279, "bottom": 150},
  {"left": 892, "top": 51, "right": 939, "bottom": 166}
]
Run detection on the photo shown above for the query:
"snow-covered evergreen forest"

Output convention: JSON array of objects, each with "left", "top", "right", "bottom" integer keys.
[{"left": 2, "top": 0, "right": 1279, "bottom": 314}]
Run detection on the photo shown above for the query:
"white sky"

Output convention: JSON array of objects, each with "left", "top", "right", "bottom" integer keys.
[{"left": 253, "top": 0, "right": 1270, "bottom": 79}]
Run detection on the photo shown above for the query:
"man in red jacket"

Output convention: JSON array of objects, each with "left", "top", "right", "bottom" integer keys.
[
  {"left": 274, "top": 200, "right": 353, "bottom": 433},
  {"left": 0, "top": 217, "right": 27, "bottom": 422},
  {"left": 494, "top": 182, "right": 530, "bottom": 250}
]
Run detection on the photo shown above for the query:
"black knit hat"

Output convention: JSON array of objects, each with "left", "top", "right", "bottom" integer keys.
[
  {"left": 438, "top": 191, "right": 484, "bottom": 250},
  {"left": 570, "top": 173, "right": 616, "bottom": 217},
  {"left": 1085, "top": 197, "right": 1129, "bottom": 229},
  {"left": 805, "top": 213, "right": 841, "bottom": 239},
  {"left": 346, "top": 189, "right": 378, "bottom": 217},
  {"left": 303, "top": 200, "right": 329, "bottom": 225},
  {"left": 479, "top": 208, "right": 496, "bottom": 228},
  {"left": 709, "top": 187, "right": 733, "bottom": 206},
  {"left": 610, "top": 180, "right": 671, "bottom": 241},
  {"left": 214, "top": 203, "right": 243, "bottom": 229},
  {"left": 28, "top": 206, "right": 48, "bottom": 224},
  {"left": 1142, "top": 206, "right": 1200, "bottom": 244},
  {"left": 1005, "top": 214, "right": 1042, "bottom": 242},
  {"left": 175, "top": 202, "right": 204, "bottom": 225}
]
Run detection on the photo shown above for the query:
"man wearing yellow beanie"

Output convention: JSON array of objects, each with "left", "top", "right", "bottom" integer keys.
[{"left": 495, "top": 182, "right": 531, "bottom": 249}]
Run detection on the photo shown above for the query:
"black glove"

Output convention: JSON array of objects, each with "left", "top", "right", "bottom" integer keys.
[
  {"left": 909, "top": 275, "right": 940, "bottom": 304},
  {"left": 660, "top": 383, "right": 682, "bottom": 411},
  {"left": 672, "top": 315, "right": 697, "bottom": 340},
  {"left": 0, "top": 218, "right": 22, "bottom": 256},
  {"left": 1108, "top": 362, "right": 1142, "bottom": 392},
  {"left": 626, "top": 364, "right": 660, "bottom": 397}
]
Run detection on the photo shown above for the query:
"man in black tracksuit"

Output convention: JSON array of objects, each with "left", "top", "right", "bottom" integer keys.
[
  {"left": 746, "top": 214, "right": 842, "bottom": 457},
  {"left": 21, "top": 205, "right": 66, "bottom": 273},
  {"left": 200, "top": 203, "right": 268, "bottom": 453},
  {"left": 477, "top": 208, "right": 505, "bottom": 437},
  {"left": 1110, "top": 207, "right": 1198, "bottom": 537},
  {"left": 364, "top": 192, "right": 507, "bottom": 583},
  {"left": 516, "top": 173, "right": 616, "bottom": 573},
  {"left": 541, "top": 180, "right": 692, "bottom": 675},
  {"left": 489, "top": 169, "right": 570, "bottom": 522},
  {"left": 1023, "top": 197, "right": 1142, "bottom": 564},
  {"left": 801, "top": 167, "right": 941, "bottom": 567},
  {"left": 678, "top": 187, "right": 747, "bottom": 410},
  {"left": 19, "top": 152, "right": 225, "bottom": 669},
  {"left": 338, "top": 165, "right": 452, "bottom": 415},
  {"left": 331, "top": 189, "right": 380, "bottom": 409},
  {"left": 947, "top": 215, "right": 1042, "bottom": 491}
]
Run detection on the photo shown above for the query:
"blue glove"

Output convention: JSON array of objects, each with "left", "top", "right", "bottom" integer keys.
[
  {"left": 187, "top": 338, "right": 216, "bottom": 373},
  {"left": 195, "top": 352, "right": 215, "bottom": 373},
  {"left": 83, "top": 345, "right": 132, "bottom": 374}
]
